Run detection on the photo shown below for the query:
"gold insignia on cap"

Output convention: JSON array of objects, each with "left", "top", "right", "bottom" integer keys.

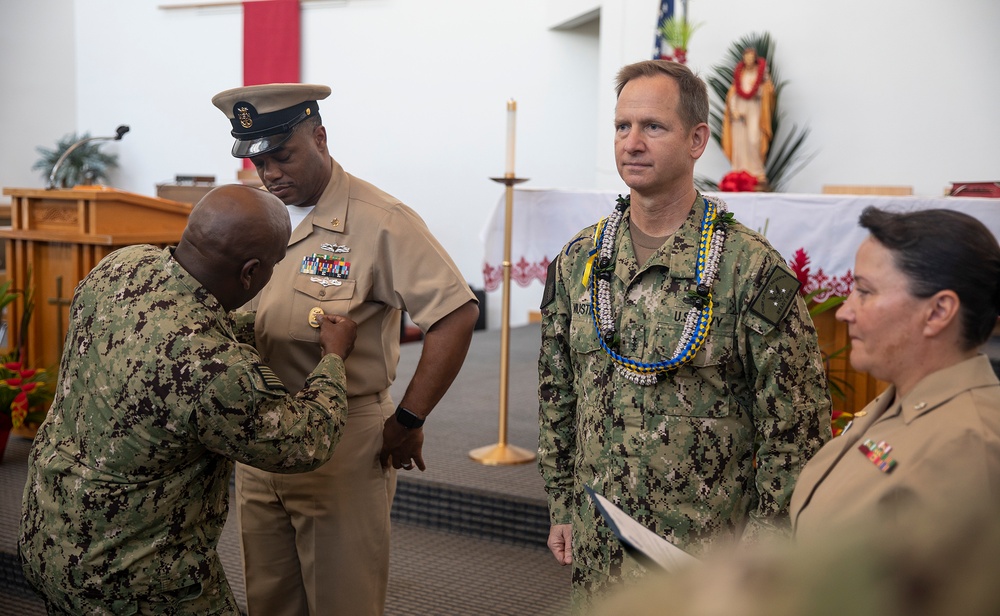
[
  {"left": 306, "top": 107, "right": 312, "bottom": 116},
  {"left": 237, "top": 106, "right": 253, "bottom": 129}
]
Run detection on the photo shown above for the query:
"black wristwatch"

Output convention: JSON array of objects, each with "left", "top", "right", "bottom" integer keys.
[{"left": 394, "top": 405, "right": 425, "bottom": 429}]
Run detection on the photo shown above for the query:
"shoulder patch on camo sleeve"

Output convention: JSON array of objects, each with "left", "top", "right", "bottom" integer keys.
[
  {"left": 253, "top": 364, "right": 289, "bottom": 393},
  {"left": 540, "top": 257, "right": 559, "bottom": 310},
  {"left": 749, "top": 264, "right": 802, "bottom": 326}
]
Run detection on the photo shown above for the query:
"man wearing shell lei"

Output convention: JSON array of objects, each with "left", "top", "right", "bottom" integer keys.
[{"left": 537, "top": 59, "right": 831, "bottom": 608}]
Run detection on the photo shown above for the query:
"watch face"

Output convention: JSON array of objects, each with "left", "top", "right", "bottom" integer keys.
[{"left": 396, "top": 406, "right": 424, "bottom": 428}]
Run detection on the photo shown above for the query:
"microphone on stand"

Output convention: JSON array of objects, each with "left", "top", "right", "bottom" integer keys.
[{"left": 47, "top": 124, "right": 130, "bottom": 190}]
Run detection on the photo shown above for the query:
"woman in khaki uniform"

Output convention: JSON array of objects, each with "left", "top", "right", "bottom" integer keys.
[
  {"left": 212, "top": 83, "right": 479, "bottom": 616},
  {"left": 791, "top": 206, "right": 1000, "bottom": 540}
]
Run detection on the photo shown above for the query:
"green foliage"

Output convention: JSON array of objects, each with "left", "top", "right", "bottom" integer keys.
[
  {"left": 17, "top": 268, "right": 36, "bottom": 358},
  {"left": 697, "top": 31, "right": 816, "bottom": 193},
  {"left": 0, "top": 280, "right": 18, "bottom": 314},
  {"left": 32, "top": 133, "right": 119, "bottom": 188},
  {"left": 659, "top": 16, "right": 702, "bottom": 51},
  {"left": 805, "top": 290, "right": 846, "bottom": 317},
  {"left": 1, "top": 266, "right": 37, "bottom": 362}
]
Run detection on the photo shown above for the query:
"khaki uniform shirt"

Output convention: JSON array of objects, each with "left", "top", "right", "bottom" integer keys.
[
  {"left": 538, "top": 196, "right": 831, "bottom": 600},
  {"left": 233, "top": 158, "right": 475, "bottom": 615},
  {"left": 19, "top": 246, "right": 349, "bottom": 614},
  {"left": 792, "top": 354, "right": 1000, "bottom": 540},
  {"left": 246, "top": 158, "right": 475, "bottom": 396}
]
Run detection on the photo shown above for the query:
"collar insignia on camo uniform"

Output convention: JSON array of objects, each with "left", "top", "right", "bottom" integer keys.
[
  {"left": 253, "top": 364, "right": 288, "bottom": 393},
  {"left": 749, "top": 265, "right": 801, "bottom": 326},
  {"left": 320, "top": 242, "right": 350, "bottom": 254},
  {"left": 300, "top": 253, "right": 351, "bottom": 279}
]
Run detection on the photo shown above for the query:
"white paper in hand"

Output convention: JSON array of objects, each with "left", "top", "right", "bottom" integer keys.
[{"left": 585, "top": 486, "right": 699, "bottom": 572}]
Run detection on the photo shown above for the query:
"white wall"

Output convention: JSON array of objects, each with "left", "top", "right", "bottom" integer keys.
[
  {"left": 58, "top": 0, "right": 601, "bottom": 292},
  {"left": 0, "top": 0, "right": 76, "bottom": 194},
  {"left": 2, "top": 0, "right": 998, "bottom": 328},
  {"left": 680, "top": 0, "right": 1000, "bottom": 197}
]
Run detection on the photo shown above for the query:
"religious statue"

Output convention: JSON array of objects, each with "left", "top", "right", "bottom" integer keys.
[{"left": 721, "top": 48, "right": 775, "bottom": 183}]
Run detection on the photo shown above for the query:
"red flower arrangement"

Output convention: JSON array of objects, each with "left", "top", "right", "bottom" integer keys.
[
  {"left": 719, "top": 170, "right": 759, "bottom": 192},
  {"left": 787, "top": 247, "right": 855, "bottom": 302},
  {"left": 0, "top": 359, "right": 52, "bottom": 430},
  {"left": 0, "top": 275, "right": 54, "bottom": 433}
]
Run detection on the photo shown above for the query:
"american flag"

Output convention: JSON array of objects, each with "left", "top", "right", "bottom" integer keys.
[{"left": 652, "top": 0, "right": 674, "bottom": 59}]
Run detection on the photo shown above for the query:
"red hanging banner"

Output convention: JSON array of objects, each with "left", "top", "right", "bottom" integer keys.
[
  {"left": 243, "top": 0, "right": 301, "bottom": 86},
  {"left": 241, "top": 0, "right": 300, "bottom": 168}
]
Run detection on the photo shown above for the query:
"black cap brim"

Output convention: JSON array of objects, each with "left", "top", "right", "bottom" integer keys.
[{"left": 232, "top": 130, "right": 294, "bottom": 158}]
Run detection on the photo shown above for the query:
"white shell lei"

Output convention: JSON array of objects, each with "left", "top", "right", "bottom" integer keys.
[{"left": 588, "top": 195, "right": 729, "bottom": 385}]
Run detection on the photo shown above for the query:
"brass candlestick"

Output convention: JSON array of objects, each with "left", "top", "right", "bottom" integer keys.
[{"left": 469, "top": 174, "right": 535, "bottom": 466}]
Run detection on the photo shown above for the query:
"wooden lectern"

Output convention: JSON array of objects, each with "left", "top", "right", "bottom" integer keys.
[{"left": 0, "top": 187, "right": 192, "bottom": 371}]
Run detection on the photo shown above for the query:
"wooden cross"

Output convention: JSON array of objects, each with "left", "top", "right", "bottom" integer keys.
[{"left": 47, "top": 276, "right": 73, "bottom": 356}]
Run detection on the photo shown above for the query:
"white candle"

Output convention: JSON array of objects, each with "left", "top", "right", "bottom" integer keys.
[{"left": 505, "top": 99, "right": 516, "bottom": 176}]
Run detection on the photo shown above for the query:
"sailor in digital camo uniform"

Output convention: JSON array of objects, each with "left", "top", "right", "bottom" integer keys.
[
  {"left": 537, "top": 59, "right": 832, "bottom": 608},
  {"left": 19, "top": 185, "right": 358, "bottom": 614}
]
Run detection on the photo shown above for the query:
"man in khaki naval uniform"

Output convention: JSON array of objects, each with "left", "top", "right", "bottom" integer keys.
[{"left": 212, "top": 84, "right": 479, "bottom": 615}]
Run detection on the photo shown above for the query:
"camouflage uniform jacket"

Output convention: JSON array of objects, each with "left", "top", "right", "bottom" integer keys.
[
  {"left": 19, "top": 245, "right": 349, "bottom": 614},
  {"left": 538, "top": 195, "right": 831, "bottom": 598}
]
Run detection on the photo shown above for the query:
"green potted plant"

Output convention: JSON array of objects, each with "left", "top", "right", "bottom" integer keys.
[{"left": 33, "top": 132, "right": 120, "bottom": 188}]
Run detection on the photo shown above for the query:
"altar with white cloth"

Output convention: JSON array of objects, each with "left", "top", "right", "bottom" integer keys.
[{"left": 480, "top": 188, "right": 1000, "bottom": 328}]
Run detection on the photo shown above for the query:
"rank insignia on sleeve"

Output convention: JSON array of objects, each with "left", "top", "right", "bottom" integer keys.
[
  {"left": 253, "top": 364, "right": 288, "bottom": 393},
  {"left": 749, "top": 265, "right": 801, "bottom": 326}
]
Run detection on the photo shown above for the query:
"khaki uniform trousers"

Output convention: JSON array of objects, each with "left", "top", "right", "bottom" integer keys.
[{"left": 237, "top": 393, "right": 396, "bottom": 616}]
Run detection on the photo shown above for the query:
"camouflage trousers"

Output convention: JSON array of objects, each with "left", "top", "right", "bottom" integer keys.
[{"left": 29, "top": 578, "right": 241, "bottom": 615}]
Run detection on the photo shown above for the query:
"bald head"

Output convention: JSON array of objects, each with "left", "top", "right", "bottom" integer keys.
[
  {"left": 183, "top": 184, "right": 290, "bottom": 263},
  {"left": 175, "top": 184, "right": 291, "bottom": 310}
]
